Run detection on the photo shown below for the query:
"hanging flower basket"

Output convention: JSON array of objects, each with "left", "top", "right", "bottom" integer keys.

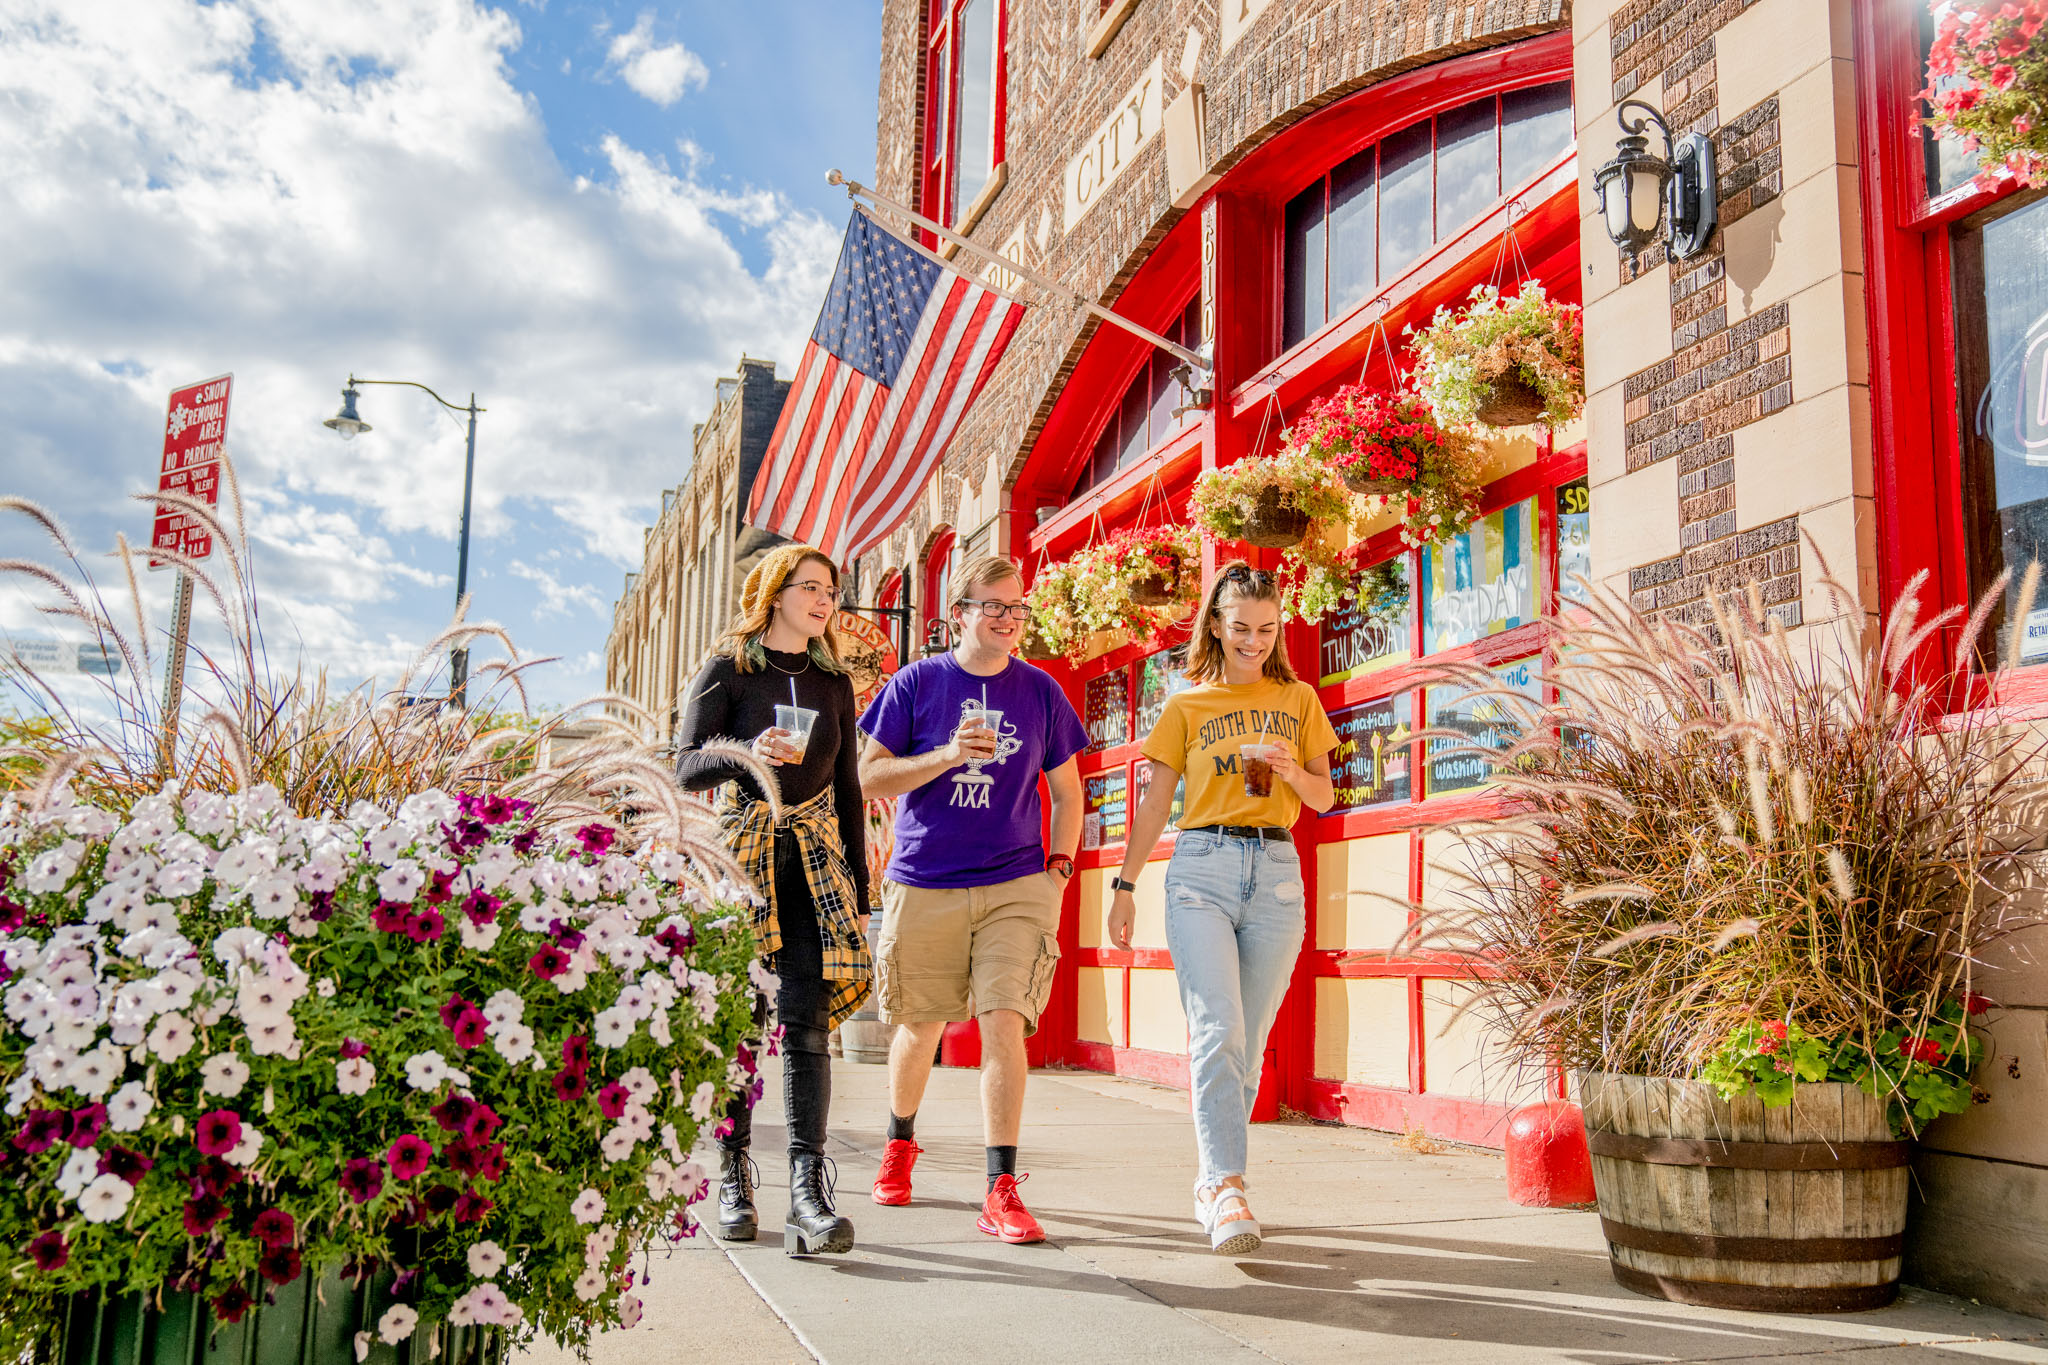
[
  {"left": 1188, "top": 450, "right": 1349, "bottom": 554},
  {"left": 1026, "top": 524, "right": 1200, "bottom": 661},
  {"left": 1408, "top": 283, "right": 1586, "bottom": 431},
  {"left": 1020, "top": 624, "right": 1062, "bottom": 660},
  {"left": 1243, "top": 489, "right": 1311, "bottom": 548},
  {"left": 1281, "top": 386, "right": 1486, "bottom": 549},
  {"left": 1922, "top": 7, "right": 2048, "bottom": 190}
]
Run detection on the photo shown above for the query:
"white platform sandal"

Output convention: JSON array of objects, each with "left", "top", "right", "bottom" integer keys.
[{"left": 1196, "top": 1176, "right": 1263, "bottom": 1255}]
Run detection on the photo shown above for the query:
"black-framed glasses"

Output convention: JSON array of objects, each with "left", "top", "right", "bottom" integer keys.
[{"left": 963, "top": 599, "right": 1032, "bottom": 620}]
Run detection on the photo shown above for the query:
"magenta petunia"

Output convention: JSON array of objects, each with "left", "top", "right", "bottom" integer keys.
[
  {"left": 97, "top": 1146, "right": 154, "bottom": 1185},
  {"left": 26, "top": 1230, "right": 67, "bottom": 1271},
  {"left": 182, "top": 1192, "right": 228, "bottom": 1237},
  {"left": 575, "top": 822, "right": 616, "bottom": 856},
  {"left": 212, "top": 1285, "right": 253, "bottom": 1324},
  {"left": 551, "top": 1068, "right": 588, "bottom": 1103},
  {"left": 67, "top": 1103, "right": 109, "bottom": 1148},
  {"left": 562, "top": 1034, "right": 591, "bottom": 1070},
  {"left": 596, "top": 1082, "right": 631, "bottom": 1119},
  {"left": 338, "top": 1158, "right": 385, "bottom": 1205},
  {"left": 338, "top": 1037, "right": 369, "bottom": 1060},
  {"left": 452, "top": 1188, "right": 494, "bottom": 1224},
  {"left": 13, "top": 1108, "right": 64, "bottom": 1154},
  {"left": 464, "top": 1103, "right": 503, "bottom": 1140},
  {"left": 371, "top": 901, "right": 412, "bottom": 933},
  {"left": 258, "top": 1245, "right": 303, "bottom": 1285},
  {"left": 451, "top": 1009, "right": 489, "bottom": 1050},
  {"left": 194, "top": 1109, "right": 243, "bottom": 1158},
  {"left": 386, "top": 1134, "right": 434, "bottom": 1181},
  {"left": 406, "top": 907, "right": 446, "bottom": 942},
  {"left": 428, "top": 1094, "right": 477, "bottom": 1134},
  {"left": 439, "top": 993, "right": 473, "bottom": 1031},
  {"left": 529, "top": 944, "right": 570, "bottom": 980},
  {"left": 251, "top": 1208, "right": 295, "bottom": 1247}
]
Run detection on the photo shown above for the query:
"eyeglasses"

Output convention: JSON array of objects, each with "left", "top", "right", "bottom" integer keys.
[
  {"left": 962, "top": 599, "right": 1032, "bottom": 620},
  {"left": 781, "top": 580, "right": 837, "bottom": 600},
  {"left": 1222, "top": 565, "right": 1274, "bottom": 588}
]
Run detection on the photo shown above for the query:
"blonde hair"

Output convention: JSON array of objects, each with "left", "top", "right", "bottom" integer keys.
[
  {"left": 948, "top": 553, "right": 1024, "bottom": 618},
  {"left": 1184, "top": 561, "right": 1297, "bottom": 685},
  {"left": 716, "top": 543, "right": 849, "bottom": 674}
]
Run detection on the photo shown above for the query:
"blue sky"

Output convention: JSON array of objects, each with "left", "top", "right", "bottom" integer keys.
[{"left": 0, "top": 0, "right": 879, "bottom": 717}]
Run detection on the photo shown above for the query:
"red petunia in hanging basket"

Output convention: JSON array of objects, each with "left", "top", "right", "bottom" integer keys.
[{"left": 1922, "top": 2, "right": 2048, "bottom": 190}]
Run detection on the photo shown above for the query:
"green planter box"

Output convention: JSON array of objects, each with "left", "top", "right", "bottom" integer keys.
[{"left": 54, "top": 1265, "right": 504, "bottom": 1365}]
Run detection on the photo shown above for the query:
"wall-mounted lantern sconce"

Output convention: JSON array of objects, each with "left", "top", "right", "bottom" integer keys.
[{"left": 1594, "top": 99, "right": 1717, "bottom": 260}]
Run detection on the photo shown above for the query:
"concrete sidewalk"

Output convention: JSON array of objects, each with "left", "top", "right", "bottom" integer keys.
[{"left": 521, "top": 1060, "right": 2048, "bottom": 1365}]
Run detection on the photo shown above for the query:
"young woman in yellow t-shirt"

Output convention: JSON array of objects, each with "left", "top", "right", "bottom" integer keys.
[{"left": 1109, "top": 562, "right": 1337, "bottom": 1254}]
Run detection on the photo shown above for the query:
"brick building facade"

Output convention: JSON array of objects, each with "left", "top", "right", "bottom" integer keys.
[
  {"left": 845, "top": 0, "right": 2045, "bottom": 1314},
  {"left": 605, "top": 357, "right": 790, "bottom": 746}
]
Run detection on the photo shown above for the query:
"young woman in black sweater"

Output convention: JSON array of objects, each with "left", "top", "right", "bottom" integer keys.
[{"left": 674, "top": 543, "right": 872, "bottom": 1256}]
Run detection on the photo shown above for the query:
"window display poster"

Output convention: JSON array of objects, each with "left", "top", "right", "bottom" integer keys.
[
  {"left": 1136, "top": 645, "right": 1193, "bottom": 735},
  {"left": 1134, "top": 756, "right": 1185, "bottom": 829},
  {"left": 1426, "top": 656, "right": 1542, "bottom": 796},
  {"left": 1083, "top": 768, "right": 1129, "bottom": 850},
  {"left": 1328, "top": 693, "right": 1413, "bottom": 812},
  {"left": 1085, "top": 669, "right": 1130, "bottom": 752},
  {"left": 1421, "top": 498, "right": 1539, "bottom": 654},
  {"left": 1319, "top": 559, "right": 1413, "bottom": 685},
  {"left": 1557, "top": 477, "right": 1591, "bottom": 606}
]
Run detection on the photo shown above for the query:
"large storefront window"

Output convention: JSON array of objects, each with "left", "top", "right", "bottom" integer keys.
[
  {"left": 1281, "top": 83, "right": 1572, "bottom": 349},
  {"left": 1956, "top": 196, "right": 2048, "bottom": 663},
  {"left": 1069, "top": 297, "right": 1201, "bottom": 498}
]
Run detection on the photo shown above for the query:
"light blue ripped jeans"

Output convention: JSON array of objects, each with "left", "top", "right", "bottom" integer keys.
[{"left": 1164, "top": 829, "right": 1306, "bottom": 1191}]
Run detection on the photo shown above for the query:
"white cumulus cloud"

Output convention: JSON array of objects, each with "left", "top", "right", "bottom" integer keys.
[{"left": 603, "top": 13, "right": 707, "bottom": 107}]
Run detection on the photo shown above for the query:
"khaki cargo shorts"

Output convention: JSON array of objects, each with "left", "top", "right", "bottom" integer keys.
[{"left": 875, "top": 871, "right": 1062, "bottom": 1036}]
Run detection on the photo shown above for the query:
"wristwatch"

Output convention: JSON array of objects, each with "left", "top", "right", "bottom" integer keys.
[
  {"left": 1045, "top": 854, "right": 1076, "bottom": 879},
  {"left": 1111, "top": 876, "right": 1138, "bottom": 893}
]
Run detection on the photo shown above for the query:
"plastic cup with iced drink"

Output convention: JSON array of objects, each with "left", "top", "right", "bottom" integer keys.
[
  {"left": 1240, "top": 743, "right": 1278, "bottom": 798},
  {"left": 775, "top": 704, "right": 818, "bottom": 763},
  {"left": 961, "top": 705, "right": 1003, "bottom": 765}
]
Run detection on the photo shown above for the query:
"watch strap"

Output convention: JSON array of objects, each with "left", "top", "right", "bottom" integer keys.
[{"left": 1111, "top": 876, "right": 1138, "bottom": 893}]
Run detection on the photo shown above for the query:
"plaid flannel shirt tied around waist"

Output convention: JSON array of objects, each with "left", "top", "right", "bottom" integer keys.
[{"left": 716, "top": 784, "right": 873, "bottom": 1030}]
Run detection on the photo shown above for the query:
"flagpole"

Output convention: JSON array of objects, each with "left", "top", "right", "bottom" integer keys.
[{"left": 828, "top": 170, "right": 1211, "bottom": 376}]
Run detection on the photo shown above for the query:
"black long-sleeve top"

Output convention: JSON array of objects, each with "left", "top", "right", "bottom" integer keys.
[{"left": 674, "top": 648, "right": 870, "bottom": 918}]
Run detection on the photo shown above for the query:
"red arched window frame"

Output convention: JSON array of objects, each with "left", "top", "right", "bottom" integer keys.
[{"left": 923, "top": 528, "right": 957, "bottom": 642}]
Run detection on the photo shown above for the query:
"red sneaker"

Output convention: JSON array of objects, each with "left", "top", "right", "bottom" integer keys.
[
  {"left": 977, "top": 1173, "right": 1045, "bottom": 1244},
  {"left": 872, "top": 1138, "right": 922, "bottom": 1206}
]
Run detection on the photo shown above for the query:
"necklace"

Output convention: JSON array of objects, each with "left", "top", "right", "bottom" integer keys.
[{"left": 763, "top": 650, "right": 811, "bottom": 677}]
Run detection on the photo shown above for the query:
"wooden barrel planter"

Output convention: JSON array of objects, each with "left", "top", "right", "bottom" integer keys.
[
  {"left": 1473, "top": 372, "right": 1549, "bottom": 427},
  {"left": 1241, "top": 489, "right": 1310, "bottom": 548},
  {"left": 1575, "top": 1073, "right": 1910, "bottom": 1314}
]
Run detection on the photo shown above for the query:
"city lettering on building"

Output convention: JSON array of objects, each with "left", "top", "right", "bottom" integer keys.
[
  {"left": 1063, "top": 56, "right": 1163, "bottom": 232},
  {"left": 1219, "top": 0, "right": 1277, "bottom": 51},
  {"left": 984, "top": 223, "right": 1030, "bottom": 296},
  {"left": 151, "top": 373, "right": 232, "bottom": 565}
]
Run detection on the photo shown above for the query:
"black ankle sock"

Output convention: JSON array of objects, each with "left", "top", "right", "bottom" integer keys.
[
  {"left": 986, "top": 1145, "right": 1017, "bottom": 1189},
  {"left": 887, "top": 1112, "right": 916, "bottom": 1143}
]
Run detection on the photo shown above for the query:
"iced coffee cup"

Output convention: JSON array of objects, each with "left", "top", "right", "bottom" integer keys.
[
  {"left": 775, "top": 704, "right": 818, "bottom": 763},
  {"left": 1240, "top": 743, "right": 1278, "bottom": 798}
]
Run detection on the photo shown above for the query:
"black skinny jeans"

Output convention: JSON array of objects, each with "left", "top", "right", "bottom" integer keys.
[{"left": 721, "top": 830, "right": 832, "bottom": 1159}]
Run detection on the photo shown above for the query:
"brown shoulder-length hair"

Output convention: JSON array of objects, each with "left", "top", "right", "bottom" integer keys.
[
  {"left": 714, "top": 543, "right": 849, "bottom": 675},
  {"left": 1184, "top": 561, "right": 1297, "bottom": 685}
]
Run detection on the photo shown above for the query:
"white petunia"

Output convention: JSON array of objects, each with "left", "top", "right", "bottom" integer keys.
[
  {"left": 154, "top": 968, "right": 198, "bottom": 1012},
  {"left": 108, "top": 1080, "right": 154, "bottom": 1132},
  {"left": 599, "top": 1125, "right": 636, "bottom": 1163},
  {"left": 689, "top": 1081, "right": 716, "bottom": 1121},
  {"left": 315, "top": 978, "right": 336, "bottom": 999},
  {"left": 211, "top": 927, "right": 267, "bottom": 971},
  {"left": 57, "top": 1147, "right": 100, "bottom": 1199},
  {"left": 212, "top": 842, "right": 276, "bottom": 891},
  {"left": 64, "top": 1042, "right": 126, "bottom": 1100},
  {"left": 298, "top": 856, "right": 343, "bottom": 893},
  {"left": 56, "top": 981, "right": 100, "bottom": 1020},
  {"left": 147, "top": 1012, "right": 195, "bottom": 1062},
  {"left": 466, "top": 1239, "right": 507, "bottom": 1278},
  {"left": 592, "top": 1008, "right": 633, "bottom": 1049},
  {"left": 247, "top": 874, "right": 300, "bottom": 920},
  {"left": 363, "top": 824, "right": 409, "bottom": 866},
  {"left": 623, "top": 886, "right": 659, "bottom": 919},
  {"left": 572, "top": 1268, "right": 606, "bottom": 1302},
  {"left": 223, "top": 1123, "right": 264, "bottom": 1166},
  {"left": 491, "top": 1023, "right": 535, "bottom": 1065},
  {"left": 619, "top": 1066, "right": 657, "bottom": 1105},
  {"left": 614, "top": 984, "right": 651, "bottom": 1020},
  {"left": 606, "top": 937, "right": 649, "bottom": 973},
  {"left": 564, "top": 865, "right": 600, "bottom": 903},
  {"left": 246, "top": 1016, "right": 298, "bottom": 1058},
  {"left": 397, "top": 789, "right": 458, "bottom": 831},
  {"left": 482, "top": 989, "right": 524, "bottom": 1030},
  {"left": 569, "top": 1188, "right": 606, "bottom": 1224},
  {"left": 376, "top": 1304, "right": 418, "bottom": 1345},
  {"left": 154, "top": 861, "right": 206, "bottom": 898},
  {"left": 620, "top": 1107, "right": 655, "bottom": 1142},
  {"left": 673, "top": 1157, "right": 707, "bottom": 1202},
  {"left": 616, "top": 1294, "right": 643, "bottom": 1329},
  {"left": 458, "top": 918, "right": 502, "bottom": 952},
  {"left": 354, "top": 1333, "right": 371, "bottom": 1364},
  {"left": 199, "top": 1051, "right": 250, "bottom": 1098},
  {"left": 375, "top": 860, "right": 425, "bottom": 903},
  {"left": 335, "top": 1057, "right": 376, "bottom": 1096},
  {"left": 24, "top": 842, "right": 83, "bottom": 893},
  {"left": 403, "top": 1051, "right": 450, "bottom": 1090},
  {"left": 78, "top": 1173, "right": 135, "bottom": 1223}
]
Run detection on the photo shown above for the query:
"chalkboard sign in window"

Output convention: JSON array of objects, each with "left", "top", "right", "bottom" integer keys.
[
  {"left": 1319, "top": 558, "right": 1412, "bottom": 685},
  {"left": 1328, "top": 693, "right": 1414, "bottom": 812},
  {"left": 1557, "top": 477, "right": 1591, "bottom": 606},
  {"left": 1082, "top": 768, "right": 1129, "bottom": 850},
  {"left": 1425, "top": 656, "right": 1541, "bottom": 797},
  {"left": 1084, "top": 669, "right": 1130, "bottom": 752},
  {"left": 1136, "top": 645, "right": 1193, "bottom": 736},
  {"left": 1134, "top": 754, "right": 1186, "bottom": 829},
  {"left": 1422, "top": 497, "right": 1540, "bottom": 654}
]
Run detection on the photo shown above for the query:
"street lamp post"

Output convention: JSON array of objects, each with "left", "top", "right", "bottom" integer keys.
[{"left": 324, "top": 376, "right": 485, "bottom": 708}]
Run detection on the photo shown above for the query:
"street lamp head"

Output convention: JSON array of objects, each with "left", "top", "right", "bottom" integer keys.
[
  {"left": 1594, "top": 99, "right": 1718, "bottom": 261},
  {"left": 323, "top": 384, "right": 371, "bottom": 440}
]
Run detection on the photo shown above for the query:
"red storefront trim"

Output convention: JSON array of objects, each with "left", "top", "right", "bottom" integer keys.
[{"left": 1298, "top": 1080, "right": 1520, "bottom": 1147}]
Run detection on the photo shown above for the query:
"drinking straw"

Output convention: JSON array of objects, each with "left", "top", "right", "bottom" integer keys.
[{"left": 790, "top": 676, "right": 798, "bottom": 709}]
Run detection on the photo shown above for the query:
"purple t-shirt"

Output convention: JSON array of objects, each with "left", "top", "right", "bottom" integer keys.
[{"left": 858, "top": 653, "right": 1088, "bottom": 889}]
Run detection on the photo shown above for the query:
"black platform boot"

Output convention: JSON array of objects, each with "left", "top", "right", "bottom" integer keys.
[
  {"left": 717, "top": 1146, "right": 759, "bottom": 1242},
  {"left": 784, "top": 1153, "right": 855, "bottom": 1256}
]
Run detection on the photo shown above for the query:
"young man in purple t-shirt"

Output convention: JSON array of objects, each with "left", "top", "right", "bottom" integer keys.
[{"left": 858, "top": 555, "right": 1087, "bottom": 1244}]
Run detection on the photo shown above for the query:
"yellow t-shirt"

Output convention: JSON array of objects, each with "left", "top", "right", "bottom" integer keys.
[{"left": 1140, "top": 678, "right": 1339, "bottom": 830}]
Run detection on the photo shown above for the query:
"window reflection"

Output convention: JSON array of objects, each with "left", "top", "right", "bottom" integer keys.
[
  {"left": 1328, "top": 147, "right": 1378, "bottom": 323},
  {"left": 1501, "top": 83, "right": 1573, "bottom": 186},
  {"left": 1377, "top": 120, "right": 1435, "bottom": 283},
  {"left": 1435, "top": 100, "right": 1498, "bottom": 238},
  {"left": 952, "top": 0, "right": 997, "bottom": 219},
  {"left": 1070, "top": 297, "right": 1201, "bottom": 499}
]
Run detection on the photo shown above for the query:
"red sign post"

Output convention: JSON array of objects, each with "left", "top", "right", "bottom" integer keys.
[
  {"left": 152, "top": 374, "right": 230, "bottom": 772},
  {"left": 151, "top": 374, "right": 231, "bottom": 563}
]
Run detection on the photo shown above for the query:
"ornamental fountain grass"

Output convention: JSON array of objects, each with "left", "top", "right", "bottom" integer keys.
[
  {"left": 0, "top": 482, "right": 769, "bottom": 1362},
  {"left": 1398, "top": 554, "right": 2047, "bottom": 1312}
]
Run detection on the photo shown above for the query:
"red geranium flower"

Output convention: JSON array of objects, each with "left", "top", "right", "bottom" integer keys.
[
  {"left": 194, "top": 1109, "right": 243, "bottom": 1158},
  {"left": 386, "top": 1134, "right": 434, "bottom": 1181}
]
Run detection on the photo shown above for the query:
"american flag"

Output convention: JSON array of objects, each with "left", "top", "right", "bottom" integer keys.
[{"left": 747, "top": 211, "right": 1025, "bottom": 564}]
